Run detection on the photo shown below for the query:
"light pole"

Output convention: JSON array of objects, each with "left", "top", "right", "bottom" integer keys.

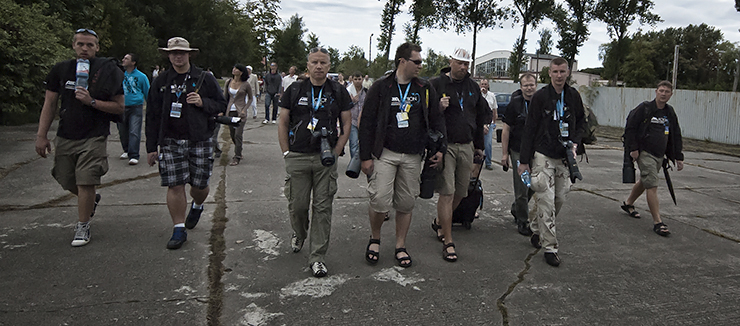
[{"left": 369, "top": 34, "right": 374, "bottom": 67}]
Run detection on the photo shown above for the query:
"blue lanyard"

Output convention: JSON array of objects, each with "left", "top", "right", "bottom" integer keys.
[
  {"left": 457, "top": 91, "right": 464, "bottom": 110},
  {"left": 397, "top": 82, "right": 411, "bottom": 112},
  {"left": 556, "top": 91, "right": 564, "bottom": 119},
  {"left": 311, "top": 86, "right": 324, "bottom": 111},
  {"left": 524, "top": 100, "right": 528, "bottom": 114}
]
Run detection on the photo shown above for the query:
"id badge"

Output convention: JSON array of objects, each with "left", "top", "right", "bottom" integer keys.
[
  {"left": 307, "top": 117, "right": 319, "bottom": 131},
  {"left": 170, "top": 102, "right": 182, "bottom": 118},
  {"left": 396, "top": 112, "right": 409, "bottom": 128},
  {"left": 560, "top": 122, "right": 569, "bottom": 137},
  {"left": 664, "top": 125, "right": 669, "bottom": 135}
]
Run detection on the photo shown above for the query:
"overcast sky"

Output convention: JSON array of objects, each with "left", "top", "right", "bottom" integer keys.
[{"left": 273, "top": 0, "right": 740, "bottom": 70}]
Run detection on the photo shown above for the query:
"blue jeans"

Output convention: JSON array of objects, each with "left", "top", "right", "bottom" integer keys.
[
  {"left": 349, "top": 125, "right": 359, "bottom": 159},
  {"left": 484, "top": 125, "right": 493, "bottom": 167},
  {"left": 116, "top": 104, "right": 143, "bottom": 159},
  {"left": 264, "top": 93, "right": 279, "bottom": 121}
]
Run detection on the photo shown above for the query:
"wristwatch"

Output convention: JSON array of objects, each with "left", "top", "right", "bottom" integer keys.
[
  {"left": 283, "top": 150, "right": 289, "bottom": 157},
  {"left": 90, "top": 99, "right": 96, "bottom": 107}
]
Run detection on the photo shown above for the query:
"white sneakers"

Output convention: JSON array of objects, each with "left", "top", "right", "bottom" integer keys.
[
  {"left": 262, "top": 119, "right": 269, "bottom": 124},
  {"left": 119, "top": 152, "right": 128, "bottom": 159},
  {"left": 128, "top": 158, "right": 138, "bottom": 165}
]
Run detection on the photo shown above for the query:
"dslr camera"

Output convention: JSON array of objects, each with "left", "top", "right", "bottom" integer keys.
[
  {"left": 419, "top": 130, "right": 445, "bottom": 199},
  {"left": 312, "top": 126, "right": 335, "bottom": 167},
  {"left": 213, "top": 115, "right": 242, "bottom": 127}
]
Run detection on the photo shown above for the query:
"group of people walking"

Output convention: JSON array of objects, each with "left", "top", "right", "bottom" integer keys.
[{"left": 35, "top": 29, "right": 684, "bottom": 279}]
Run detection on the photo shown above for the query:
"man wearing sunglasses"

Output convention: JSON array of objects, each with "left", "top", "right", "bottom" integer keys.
[
  {"left": 36, "top": 28, "right": 125, "bottom": 247},
  {"left": 430, "top": 48, "right": 493, "bottom": 262},
  {"left": 359, "top": 43, "right": 447, "bottom": 268}
]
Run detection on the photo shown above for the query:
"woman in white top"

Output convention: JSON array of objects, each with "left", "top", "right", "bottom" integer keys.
[{"left": 223, "top": 64, "right": 254, "bottom": 165}]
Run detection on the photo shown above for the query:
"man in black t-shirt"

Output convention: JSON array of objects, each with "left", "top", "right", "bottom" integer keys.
[
  {"left": 145, "top": 37, "right": 227, "bottom": 250},
  {"left": 622, "top": 81, "right": 684, "bottom": 237},
  {"left": 278, "top": 47, "right": 351, "bottom": 277},
  {"left": 359, "top": 42, "right": 446, "bottom": 268},
  {"left": 36, "top": 28, "right": 124, "bottom": 247}
]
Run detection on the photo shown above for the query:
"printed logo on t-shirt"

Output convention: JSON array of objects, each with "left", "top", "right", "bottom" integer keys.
[
  {"left": 650, "top": 116, "right": 668, "bottom": 125},
  {"left": 298, "top": 97, "right": 309, "bottom": 106},
  {"left": 391, "top": 96, "right": 401, "bottom": 107}
]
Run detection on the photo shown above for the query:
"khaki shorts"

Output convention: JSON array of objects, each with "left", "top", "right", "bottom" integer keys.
[
  {"left": 436, "top": 142, "right": 474, "bottom": 197},
  {"left": 52, "top": 136, "right": 109, "bottom": 192},
  {"left": 367, "top": 150, "right": 422, "bottom": 214},
  {"left": 637, "top": 151, "right": 662, "bottom": 189}
]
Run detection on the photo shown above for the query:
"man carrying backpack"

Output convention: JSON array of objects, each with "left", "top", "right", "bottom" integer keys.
[{"left": 621, "top": 81, "right": 684, "bottom": 237}]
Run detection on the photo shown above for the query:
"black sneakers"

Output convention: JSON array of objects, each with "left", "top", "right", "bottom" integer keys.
[
  {"left": 185, "top": 201, "right": 204, "bottom": 229},
  {"left": 530, "top": 233, "right": 541, "bottom": 249},
  {"left": 544, "top": 252, "right": 561, "bottom": 267},
  {"left": 167, "top": 227, "right": 187, "bottom": 249}
]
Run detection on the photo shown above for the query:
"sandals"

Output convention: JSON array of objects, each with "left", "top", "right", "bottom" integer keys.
[
  {"left": 365, "top": 238, "right": 380, "bottom": 264},
  {"left": 653, "top": 222, "right": 671, "bottom": 236},
  {"left": 443, "top": 242, "right": 457, "bottom": 262},
  {"left": 431, "top": 219, "right": 444, "bottom": 242},
  {"left": 621, "top": 201, "right": 641, "bottom": 218},
  {"left": 395, "top": 248, "right": 412, "bottom": 268},
  {"left": 229, "top": 157, "right": 241, "bottom": 166}
]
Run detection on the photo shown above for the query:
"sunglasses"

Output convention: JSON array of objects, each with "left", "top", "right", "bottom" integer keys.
[
  {"left": 309, "top": 47, "right": 330, "bottom": 54},
  {"left": 406, "top": 58, "right": 423, "bottom": 65},
  {"left": 75, "top": 28, "right": 98, "bottom": 38}
]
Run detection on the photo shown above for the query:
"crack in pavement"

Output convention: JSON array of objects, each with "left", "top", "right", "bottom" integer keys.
[
  {"left": 497, "top": 249, "right": 539, "bottom": 326},
  {"left": 0, "top": 156, "right": 43, "bottom": 180},
  {"left": 207, "top": 131, "right": 230, "bottom": 326},
  {"left": 0, "top": 296, "right": 209, "bottom": 313}
]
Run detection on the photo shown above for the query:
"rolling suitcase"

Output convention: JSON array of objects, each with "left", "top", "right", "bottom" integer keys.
[{"left": 451, "top": 155, "right": 484, "bottom": 229}]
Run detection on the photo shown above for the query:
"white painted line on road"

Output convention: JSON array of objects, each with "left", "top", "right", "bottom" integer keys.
[
  {"left": 371, "top": 266, "right": 425, "bottom": 287},
  {"left": 239, "top": 303, "right": 284, "bottom": 326},
  {"left": 279, "top": 274, "right": 351, "bottom": 298},
  {"left": 252, "top": 229, "right": 281, "bottom": 258}
]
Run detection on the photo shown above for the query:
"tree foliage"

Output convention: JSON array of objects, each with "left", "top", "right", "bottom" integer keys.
[
  {"left": 271, "top": 14, "right": 307, "bottom": 74},
  {"left": 507, "top": 0, "right": 554, "bottom": 81},
  {"left": 421, "top": 49, "right": 449, "bottom": 77},
  {"left": 552, "top": 0, "right": 595, "bottom": 70},
  {"left": 404, "top": 0, "right": 436, "bottom": 45},
  {"left": 377, "top": 0, "right": 405, "bottom": 70},
  {"left": 537, "top": 28, "right": 553, "bottom": 55},
  {"left": 337, "top": 45, "right": 369, "bottom": 76}
]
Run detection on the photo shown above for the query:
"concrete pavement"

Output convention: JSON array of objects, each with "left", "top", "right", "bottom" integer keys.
[{"left": 1, "top": 112, "right": 739, "bottom": 325}]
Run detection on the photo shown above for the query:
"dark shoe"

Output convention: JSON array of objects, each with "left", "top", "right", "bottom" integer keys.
[
  {"left": 365, "top": 238, "right": 380, "bottom": 264},
  {"left": 214, "top": 151, "right": 222, "bottom": 159},
  {"left": 530, "top": 233, "right": 542, "bottom": 249},
  {"left": 621, "top": 201, "right": 641, "bottom": 218},
  {"left": 517, "top": 221, "right": 533, "bottom": 236},
  {"left": 485, "top": 165, "right": 493, "bottom": 170},
  {"left": 185, "top": 201, "right": 204, "bottom": 229},
  {"left": 544, "top": 252, "right": 560, "bottom": 267},
  {"left": 443, "top": 242, "right": 457, "bottom": 262},
  {"left": 229, "top": 157, "right": 241, "bottom": 166},
  {"left": 395, "top": 247, "right": 412, "bottom": 268},
  {"left": 431, "top": 219, "right": 444, "bottom": 242},
  {"left": 91, "top": 193, "right": 101, "bottom": 218},
  {"left": 291, "top": 234, "right": 305, "bottom": 253},
  {"left": 167, "top": 227, "right": 187, "bottom": 249},
  {"left": 653, "top": 222, "right": 671, "bottom": 236}
]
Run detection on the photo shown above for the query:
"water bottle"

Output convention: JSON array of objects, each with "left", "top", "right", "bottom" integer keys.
[
  {"left": 517, "top": 160, "right": 531, "bottom": 188},
  {"left": 75, "top": 59, "right": 90, "bottom": 89}
]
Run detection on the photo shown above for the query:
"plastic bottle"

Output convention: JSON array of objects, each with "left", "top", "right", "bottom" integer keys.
[
  {"left": 517, "top": 160, "right": 531, "bottom": 188},
  {"left": 75, "top": 59, "right": 90, "bottom": 89}
]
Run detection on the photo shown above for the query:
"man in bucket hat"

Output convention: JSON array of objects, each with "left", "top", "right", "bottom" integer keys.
[{"left": 145, "top": 37, "right": 227, "bottom": 249}]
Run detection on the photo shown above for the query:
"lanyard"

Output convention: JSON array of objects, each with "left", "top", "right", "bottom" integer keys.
[
  {"left": 175, "top": 74, "right": 191, "bottom": 100},
  {"left": 457, "top": 91, "right": 464, "bottom": 111},
  {"left": 311, "top": 85, "right": 324, "bottom": 111},
  {"left": 556, "top": 91, "right": 564, "bottom": 119},
  {"left": 524, "top": 100, "right": 529, "bottom": 115},
  {"left": 397, "top": 82, "right": 411, "bottom": 112}
]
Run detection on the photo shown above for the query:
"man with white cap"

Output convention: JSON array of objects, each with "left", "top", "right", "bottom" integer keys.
[
  {"left": 246, "top": 65, "right": 259, "bottom": 119},
  {"left": 429, "top": 48, "right": 493, "bottom": 262},
  {"left": 145, "top": 37, "right": 227, "bottom": 249}
]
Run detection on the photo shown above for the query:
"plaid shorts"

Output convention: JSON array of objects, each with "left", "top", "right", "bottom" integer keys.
[{"left": 158, "top": 137, "right": 214, "bottom": 188}]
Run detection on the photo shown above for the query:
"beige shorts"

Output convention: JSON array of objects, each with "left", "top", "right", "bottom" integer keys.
[
  {"left": 637, "top": 151, "right": 662, "bottom": 189},
  {"left": 436, "top": 142, "right": 474, "bottom": 197},
  {"left": 367, "top": 149, "right": 422, "bottom": 214},
  {"left": 52, "top": 136, "right": 109, "bottom": 192}
]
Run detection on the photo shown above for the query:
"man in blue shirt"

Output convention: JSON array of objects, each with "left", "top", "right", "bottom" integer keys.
[{"left": 117, "top": 53, "right": 150, "bottom": 165}]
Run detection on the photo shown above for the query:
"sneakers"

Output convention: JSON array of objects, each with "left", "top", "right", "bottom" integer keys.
[
  {"left": 185, "top": 201, "right": 204, "bottom": 229},
  {"left": 517, "top": 221, "right": 533, "bottom": 236},
  {"left": 71, "top": 222, "right": 90, "bottom": 247},
  {"left": 91, "top": 193, "right": 101, "bottom": 218},
  {"left": 311, "top": 262, "right": 328, "bottom": 278},
  {"left": 544, "top": 252, "right": 561, "bottom": 267},
  {"left": 119, "top": 152, "right": 128, "bottom": 159},
  {"left": 291, "top": 234, "right": 304, "bottom": 253},
  {"left": 530, "top": 233, "right": 541, "bottom": 249},
  {"left": 262, "top": 119, "right": 269, "bottom": 124},
  {"left": 485, "top": 165, "right": 493, "bottom": 170},
  {"left": 128, "top": 158, "right": 139, "bottom": 165},
  {"left": 271, "top": 120, "right": 276, "bottom": 124},
  {"left": 167, "top": 227, "right": 187, "bottom": 249}
]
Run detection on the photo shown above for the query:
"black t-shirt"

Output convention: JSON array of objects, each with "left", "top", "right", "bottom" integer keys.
[
  {"left": 164, "top": 73, "right": 193, "bottom": 140},
  {"left": 45, "top": 58, "right": 124, "bottom": 140},
  {"left": 443, "top": 80, "right": 477, "bottom": 144},
  {"left": 503, "top": 96, "right": 529, "bottom": 152},
  {"left": 384, "top": 82, "right": 425, "bottom": 154},
  {"left": 280, "top": 79, "right": 351, "bottom": 153},
  {"left": 643, "top": 108, "right": 670, "bottom": 158}
]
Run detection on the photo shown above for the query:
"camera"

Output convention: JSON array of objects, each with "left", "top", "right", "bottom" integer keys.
[
  {"left": 622, "top": 148, "right": 636, "bottom": 183},
  {"left": 213, "top": 115, "right": 242, "bottom": 127},
  {"left": 419, "top": 130, "right": 445, "bottom": 199},
  {"left": 346, "top": 155, "right": 361, "bottom": 178},
  {"left": 313, "top": 127, "right": 335, "bottom": 167},
  {"left": 563, "top": 140, "right": 583, "bottom": 183}
]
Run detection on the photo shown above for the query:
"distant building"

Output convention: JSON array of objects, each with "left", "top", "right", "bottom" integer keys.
[{"left": 474, "top": 50, "right": 578, "bottom": 81}]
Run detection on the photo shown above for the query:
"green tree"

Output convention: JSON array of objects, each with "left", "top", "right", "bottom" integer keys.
[
  {"left": 337, "top": 45, "right": 369, "bottom": 76},
  {"left": 421, "top": 49, "right": 448, "bottom": 77},
  {"left": 404, "top": 0, "right": 436, "bottom": 45},
  {"left": 327, "top": 46, "right": 341, "bottom": 71},
  {"left": 594, "top": 0, "right": 661, "bottom": 85},
  {"left": 539, "top": 66, "right": 551, "bottom": 83},
  {"left": 245, "top": 0, "right": 282, "bottom": 65},
  {"left": 509, "top": 0, "right": 554, "bottom": 81},
  {"left": 553, "top": 0, "right": 595, "bottom": 70},
  {"left": 377, "top": 0, "right": 406, "bottom": 70},
  {"left": 306, "top": 32, "right": 320, "bottom": 50},
  {"left": 621, "top": 37, "right": 656, "bottom": 87},
  {"left": 507, "top": 37, "right": 530, "bottom": 80},
  {"left": 0, "top": 0, "right": 73, "bottom": 124},
  {"left": 537, "top": 28, "right": 553, "bottom": 55},
  {"left": 271, "top": 14, "right": 307, "bottom": 73}
]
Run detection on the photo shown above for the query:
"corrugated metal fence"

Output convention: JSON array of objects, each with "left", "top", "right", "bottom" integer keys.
[{"left": 489, "top": 82, "right": 740, "bottom": 145}]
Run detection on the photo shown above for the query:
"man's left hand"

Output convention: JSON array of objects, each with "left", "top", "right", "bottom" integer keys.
[
  {"left": 429, "top": 151, "right": 444, "bottom": 168},
  {"left": 186, "top": 92, "right": 203, "bottom": 107},
  {"left": 677, "top": 160, "right": 684, "bottom": 171}
]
